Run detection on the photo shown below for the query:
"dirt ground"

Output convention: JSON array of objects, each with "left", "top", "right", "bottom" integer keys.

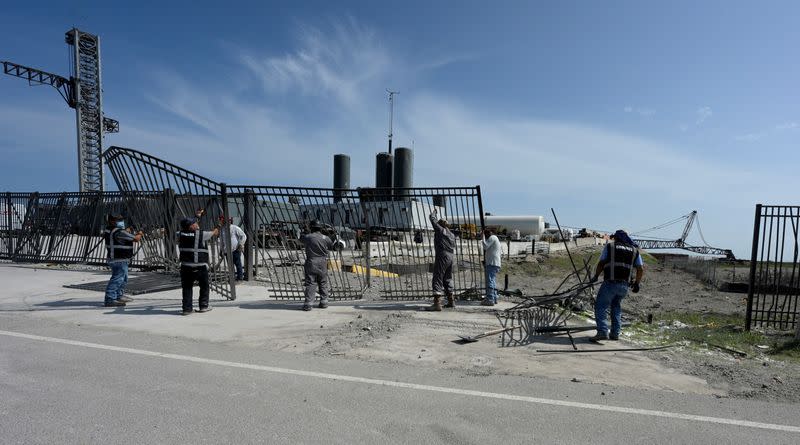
[
  {"left": 295, "top": 245, "right": 800, "bottom": 404},
  {"left": 497, "top": 246, "right": 800, "bottom": 403}
]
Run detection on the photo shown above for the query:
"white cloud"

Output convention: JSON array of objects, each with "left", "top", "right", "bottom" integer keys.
[
  {"left": 623, "top": 106, "right": 655, "bottom": 117},
  {"left": 696, "top": 106, "right": 712, "bottom": 125},
  {"left": 775, "top": 122, "right": 798, "bottom": 130},
  {"left": 237, "top": 17, "right": 390, "bottom": 108}
]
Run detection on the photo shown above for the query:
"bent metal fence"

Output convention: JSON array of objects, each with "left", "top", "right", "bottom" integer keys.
[
  {"left": 1, "top": 191, "right": 145, "bottom": 266},
  {"left": 225, "top": 186, "right": 487, "bottom": 301},
  {"left": 747, "top": 204, "right": 800, "bottom": 332},
  {"left": 4, "top": 146, "right": 487, "bottom": 303},
  {"left": 358, "top": 187, "right": 486, "bottom": 300},
  {"left": 103, "top": 146, "right": 236, "bottom": 300},
  {"left": 226, "top": 186, "right": 366, "bottom": 300}
]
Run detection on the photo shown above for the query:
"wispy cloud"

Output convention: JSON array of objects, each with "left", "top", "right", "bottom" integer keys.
[
  {"left": 775, "top": 122, "right": 798, "bottom": 130},
  {"left": 696, "top": 106, "right": 712, "bottom": 125},
  {"left": 623, "top": 105, "right": 656, "bottom": 117},
  {"left": 237, "top": 17, "right": 390, "bottom": 108}
]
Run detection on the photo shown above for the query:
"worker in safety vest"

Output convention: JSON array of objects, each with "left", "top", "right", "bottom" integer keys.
[
  {"left": 103, "top": 214, "right": 143, "bottom": 307},
  {"left": 589, "top": 229, "right": 644, "bottom": 342},
  {"left": 178, "top": 217, "right": 219, "bottom": 315}
]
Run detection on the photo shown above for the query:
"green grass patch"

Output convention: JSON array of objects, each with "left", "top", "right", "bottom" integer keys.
[{"left": 629, "top": 311, "right": 800, "bottom": 363}]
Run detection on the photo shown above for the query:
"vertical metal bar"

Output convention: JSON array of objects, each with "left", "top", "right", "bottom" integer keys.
[
  {"left": 244, "top": 188, "right": 255, "bottom": 281},
  {"left": 746, "top": 204, "right": 762, "bottom": 331},
  {"left": 5, "top": 193, "right": 12, "bottom": 259},
  {"left": 221, "top": 183, "right": 236, "bottom": 300}
]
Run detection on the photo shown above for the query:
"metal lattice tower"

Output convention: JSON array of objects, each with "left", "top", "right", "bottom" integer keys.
[{"left": 2, "top": 28, "right": 118, "bottom": 192}]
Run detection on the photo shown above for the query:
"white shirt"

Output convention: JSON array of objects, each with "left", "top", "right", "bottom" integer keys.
[
  {"left": 222, "top": 224, "right": 247, "bottom": 251},
  {"left": 482, "top": 234, "right": 502, "bottom": 267}
]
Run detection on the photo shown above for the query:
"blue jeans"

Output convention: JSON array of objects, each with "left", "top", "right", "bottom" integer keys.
[
  {"left": 594, "top": 281, "right": 629, "bottom": 336},
  {"left": 485, "top": 265, "right": 501, "bottom": 303},
  {"left": 105, "top": 261, "right": 129, "bottom": 303},
  {"left": 233, "top": 249, "right": 243, "bottom": 280}
]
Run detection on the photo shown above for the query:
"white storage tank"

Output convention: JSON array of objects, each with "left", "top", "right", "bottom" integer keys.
[{"left": 483, "top": 215, "right": 545, "bottom": 236}]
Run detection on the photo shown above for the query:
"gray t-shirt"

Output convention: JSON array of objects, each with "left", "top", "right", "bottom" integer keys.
[
  {"left": 300, "top": 232, "right": 334, "bottom": 260},
  {"left": 429, "top": 214, "right": 455, "bottom": 255}
]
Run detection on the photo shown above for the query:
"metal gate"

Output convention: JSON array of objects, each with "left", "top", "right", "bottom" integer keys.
[
  {"left": 226, "top": 186, "right": 366, "bottom": 300},
  {"left": 104, "top": 146, "right": 236, "bottom": 300},
  {"left": 358, "top": 187, "right": 486, "bottom": 300},
  {"left": 1, "top": 191, "right": 139, "bottom": 265},
  {"left": 747, "top": 204, "right": 800, "bottom": 331}
]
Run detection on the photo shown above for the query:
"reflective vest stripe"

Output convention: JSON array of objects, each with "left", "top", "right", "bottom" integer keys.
[{"left": 105, "top": 228, "right": 134, "bottom": 260}]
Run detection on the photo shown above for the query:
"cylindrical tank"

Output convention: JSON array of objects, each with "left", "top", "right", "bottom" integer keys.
[
  {"left": 375, "top": 152, "right": 393, "bottom": 194},
  {"left": 450, "top": 215, "right": 546, "bottom": 236},
  {"left": 392, "top": 147, "right": 413, "bottom": 201},
  {"left": 333, "top": 154, "right": 350, "bottom": 203},
  {"left": 484, "top": 215, "right": 545, "bottom": 236}
]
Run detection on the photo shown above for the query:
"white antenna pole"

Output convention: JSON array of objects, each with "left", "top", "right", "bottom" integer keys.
[{"left": 387, "top": 89, "right": 398, "bottom": 154}]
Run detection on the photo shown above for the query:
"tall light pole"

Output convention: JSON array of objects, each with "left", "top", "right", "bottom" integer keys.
[{"left": 387, "top": 89, "right": 398, "bottom": 154}]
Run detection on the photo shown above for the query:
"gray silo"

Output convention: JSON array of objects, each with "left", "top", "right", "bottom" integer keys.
[
  {"left": 392, "top": 147, "right": 413, "bottom": 201},
  {"left": 375, "top": 152, "right": 393, "bottom": 198},
  {"left": 333, "top": 154, "right": 350, "bottom": 203}
]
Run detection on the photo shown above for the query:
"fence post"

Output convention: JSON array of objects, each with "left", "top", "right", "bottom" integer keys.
[
  {"left": 4, "top": 193, "right": 12, "bottom": 260},
  {"left": 746, "top": 204, "right": 763, "bottom": 331},
  {"left": 220, "top": 183, "right": 236, "bottom": 301},
  {"left": 243, "top": 188, "right": 255, "bottom": 281},
  {"left": 162, "top": 188, "right": 176, "bottom": 271}
]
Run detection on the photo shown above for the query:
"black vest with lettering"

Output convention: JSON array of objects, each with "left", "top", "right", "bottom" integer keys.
[
  {"left": 104, "top": 228, "right": 134, "bottom": 260},
  {"left": 178, "top": 230, "right": 209, "bottom": 265},
  {"left": 603, "top": 242, "right": 639, "bottom": 282}
]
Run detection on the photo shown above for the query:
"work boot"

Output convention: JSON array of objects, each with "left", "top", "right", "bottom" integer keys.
[
  {"left": 117, "top": 296, "right": 133, "bottom": 303},
  {"left": 443, "top": 295, "right": 455, "bottom": 308},
  {"left": 104, "top": 300, "right": 126, "bottom": 307},
  {"left": 425, "top": 296, "right": 442, "bottom": 312}
]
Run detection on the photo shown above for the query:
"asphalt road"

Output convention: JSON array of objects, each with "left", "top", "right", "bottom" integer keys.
[{"left": 1, "top": 314, "right": 799, "bottom": 445}]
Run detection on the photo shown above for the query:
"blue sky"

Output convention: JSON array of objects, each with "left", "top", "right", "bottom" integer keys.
[{"left": 1, "top": 1, "right": 799, "bottom": 258}]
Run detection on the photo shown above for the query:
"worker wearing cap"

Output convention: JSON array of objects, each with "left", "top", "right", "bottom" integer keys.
[
  {"left": 177, "top": 217, "right": 219, "bottom": 315},
  {"left": 103, "top": 214, "right": 143, "bottom": 307},
  {"left": 300, "top": 220, "right": 343, "bottom": 311},
  {"left": 481, "top": 228, "right": 502, "bottom": 306},
  {"left": 589, "top": 229, "right": 644, "bottom": 342},
  {"left": 427, "top": 208, "right": 456, "bottom": 311}
]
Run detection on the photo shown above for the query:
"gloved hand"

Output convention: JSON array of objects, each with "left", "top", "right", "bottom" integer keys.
[
  {"left": 237, "top": 244, "right": 244, "bottom": 252},
  {"left": 631, "top": 282, "right": 640, "bottom": 293}
]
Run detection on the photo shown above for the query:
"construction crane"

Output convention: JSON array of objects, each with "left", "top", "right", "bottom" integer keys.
[
  {"left": 632, "top": 211, "right": 735, "bottom": 259},
  {"left": 2, "top": 28, "right": 118, "bottom": 192}
]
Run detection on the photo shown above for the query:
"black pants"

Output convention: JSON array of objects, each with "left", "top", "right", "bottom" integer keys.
[{"left": 181, "top": 265, "right": 209, "bottom": 312}]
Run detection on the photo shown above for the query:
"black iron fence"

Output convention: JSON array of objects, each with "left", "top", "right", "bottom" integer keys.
[
  {"left": 2, "top": 146, "right": 489, "bottom": 303},
  {"left": 104, "top": 146, "right": 237, "bottom": 300},
  {"left": 747, "top": 204, "right": 800, "bottom": 331}
]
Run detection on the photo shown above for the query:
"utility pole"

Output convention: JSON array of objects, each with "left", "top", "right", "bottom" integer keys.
[
  {"left": 387, "top": 89, "right": 398, "bottom": 154},
  {"left": 2, "top": 28, "right": 118, "bottom": 192}
]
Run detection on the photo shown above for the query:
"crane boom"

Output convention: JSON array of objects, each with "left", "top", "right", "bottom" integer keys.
[{"left": 632, "top": 210, "right": 735, "bottom": 259}]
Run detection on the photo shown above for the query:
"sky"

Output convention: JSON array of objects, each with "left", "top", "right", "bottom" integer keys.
[{"left": 1, "top": 1, "right": 799, "bottom": 258}]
